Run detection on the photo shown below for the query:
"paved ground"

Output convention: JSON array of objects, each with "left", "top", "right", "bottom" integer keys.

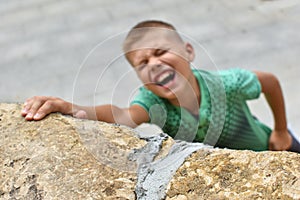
[{"left": 1, "top": 0, "right": 300, "bottom": 138}]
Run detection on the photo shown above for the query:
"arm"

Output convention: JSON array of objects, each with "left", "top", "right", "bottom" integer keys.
[
  {"left": 254, "top": 71, "right": 292, "bottom": 150},
  {"left": 22, "top": 96, "right": 150, "bottom": 128}
]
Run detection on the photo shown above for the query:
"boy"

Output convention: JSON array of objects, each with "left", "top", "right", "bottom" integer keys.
[{"left": 22, "top": 20, "right": 300, "bottom": 153}]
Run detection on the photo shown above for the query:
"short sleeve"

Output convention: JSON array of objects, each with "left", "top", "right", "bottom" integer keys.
[
  {"left": 131, "top": 87, "right": 168, "bottom": 126},
  {"left": 130, "top": 87, "right": 162, "bottom": 113},
  {"left": 222, "top": 68, "right": 262, "bottom": 100}
]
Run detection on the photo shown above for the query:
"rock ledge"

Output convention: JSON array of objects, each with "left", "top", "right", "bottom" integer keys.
[{"left": 0, "top": 103, "right": 299, "bottom": 200}]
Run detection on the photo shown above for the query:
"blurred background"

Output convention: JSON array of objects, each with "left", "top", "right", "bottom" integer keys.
[{"left": 1, "top": 0, "right": 299, "bottom": 138}]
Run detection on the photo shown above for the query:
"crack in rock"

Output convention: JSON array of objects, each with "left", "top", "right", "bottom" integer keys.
[{"left": 132, "top": 133, "right": 212, "bottom": 200}]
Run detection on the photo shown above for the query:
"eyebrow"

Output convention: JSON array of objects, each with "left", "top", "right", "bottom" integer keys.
[{"left": 132, "top": 46, "right": 169, "bottom": 66}]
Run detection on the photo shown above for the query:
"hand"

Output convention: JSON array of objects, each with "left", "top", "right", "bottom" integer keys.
[
  {"left": 268, "top": 129, "right": 292, "bottom": 151},
  {"left": 21, "top": 96, "right": 72, "bottom": 121}
]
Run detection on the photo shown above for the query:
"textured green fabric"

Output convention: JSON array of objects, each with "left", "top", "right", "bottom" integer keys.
[{"left": 131, "top": 68, "right": 272, "bottom": 151}]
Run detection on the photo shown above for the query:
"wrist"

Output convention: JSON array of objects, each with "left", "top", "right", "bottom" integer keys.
[
  {"left": 61, "top": 101, "right": 74, "bottom": 116},
  {"left": 273, "top": 128, "right": 288, "bottom": 135},
  {"left": 68, "top": 104, "right": 91, "bottom": 119},
  {"left": 274, "top": 126, "right": 287, "bottom": 132},
  {"left": 274, "top": 120, "right": 287, "bottom": 132}
]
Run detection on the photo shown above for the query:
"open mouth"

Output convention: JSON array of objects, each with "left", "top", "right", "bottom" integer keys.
[{"left": 154, "top": 70, "right": 175, "bottom": 86}]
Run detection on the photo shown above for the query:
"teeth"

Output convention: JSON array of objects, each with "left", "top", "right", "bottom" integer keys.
[
  {"left": 156, "top": 71, "right": 175, "bottom": 86},
  {"left": 157, "top": 72, "right": 172, "bottom": 83}
]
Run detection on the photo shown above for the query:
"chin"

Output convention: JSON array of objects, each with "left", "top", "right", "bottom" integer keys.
[{"left": 149, "top": 85, "right": 180, "bottom": 100}]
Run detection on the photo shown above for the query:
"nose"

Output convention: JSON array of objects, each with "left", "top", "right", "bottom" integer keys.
[{"left": 148, "top": 57, "right": 162, "bottom": 72}]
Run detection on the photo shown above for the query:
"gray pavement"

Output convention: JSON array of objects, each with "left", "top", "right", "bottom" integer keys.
[{"left": 1, "top": 0, "right": 300, "bottom": 138}]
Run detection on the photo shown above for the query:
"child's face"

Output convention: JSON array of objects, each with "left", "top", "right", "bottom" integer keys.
[{"left": 126, "top": 30, "right": 195, "bottom": 100}]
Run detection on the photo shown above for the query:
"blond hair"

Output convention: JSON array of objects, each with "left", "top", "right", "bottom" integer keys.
[{"left": 123, "top": 20, "right": 183, "bottom": 55}]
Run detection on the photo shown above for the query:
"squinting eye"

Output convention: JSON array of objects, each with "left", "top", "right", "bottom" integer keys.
[{"left": 155, "top": 49, "right": 168, "bottom": 56}]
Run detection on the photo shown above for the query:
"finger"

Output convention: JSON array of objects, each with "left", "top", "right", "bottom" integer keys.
[
  {"left": 25, "top": 99, "right": 45, "bottom": 120},
  {"left": 271, "top": 143, "right": 283, "bottom": 151},
  {"left": 268, "top": 141, "right": 274, "bottom": 151},
  {"left": 22, "top": 96, "right": 47, "bottom": 116},
  {"left": 21, "top": 102, "right": 29, "bottom": 116},
  {"left": 21, "top": 98, "right": 35, "bottom": 116},
  {"left": 286, "top": 133, "right": 293, "bottom": 150},
  {"left": 33, "top": 101, "right": 56, "bottom": 120}
]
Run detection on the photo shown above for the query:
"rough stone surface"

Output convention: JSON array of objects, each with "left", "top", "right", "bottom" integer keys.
[
  {"left": 1, "top": 103, "right": 300, "bottom": 200},
  {"left": 0, "top": 103, "right": 141, "bottom": 199},
  {"left": 166, "top": 150, "right": 300, "bottom": 200}
]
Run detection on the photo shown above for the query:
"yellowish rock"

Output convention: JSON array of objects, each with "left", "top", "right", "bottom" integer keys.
[
  {"left": 0, "top": 103, "right": 299, "bottom": 199},
  {"left": 167, "top": 149, "right": 300, "bottom": 200}
]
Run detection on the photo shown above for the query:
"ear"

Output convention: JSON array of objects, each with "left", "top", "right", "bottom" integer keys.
[{"left": 184, "top": 42, "right": 195, "bottom": 62}]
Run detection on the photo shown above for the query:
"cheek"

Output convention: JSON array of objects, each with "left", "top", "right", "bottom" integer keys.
[
  {"left": 164, "top": 54, "right": 189, "bottom": 69},
  {"left": 136, "top": 70, "right": 150, "bottom": 84}
]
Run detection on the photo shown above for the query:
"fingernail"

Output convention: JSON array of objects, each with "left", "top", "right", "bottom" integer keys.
[
  {"left": 26, "top": 113, "right": 33, "bottom": 118},
  {"left": 22, "top": 108, "right": 28, "bottom": 113},
  {"left": 34, "top": 113, "right": 40, "bottom": 119}
]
